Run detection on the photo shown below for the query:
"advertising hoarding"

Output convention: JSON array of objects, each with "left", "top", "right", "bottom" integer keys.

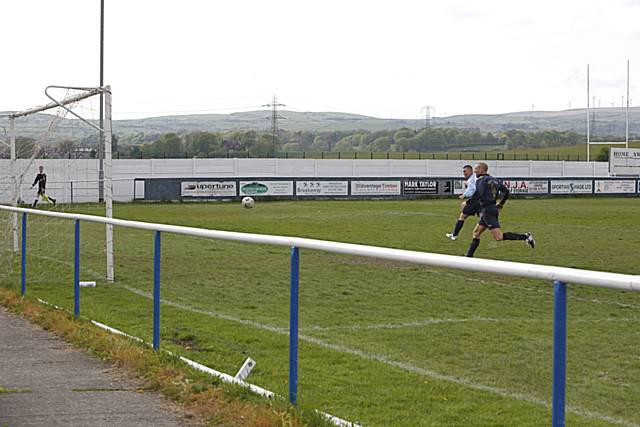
[
  {"left": 295, "top": 180, "right": 349, "bottom": 196},
  {"left": 351, "top": 180, "right": 401, "bottom": 195},
  {"left": 239, "top": 181, "right": 294, "bottom": 196},
  {"left": 501, "top": 180, "right": 549, "bottom": 194},
  {"left": 181, "top": 181, "right": 237, "bottom": 197},
  {"left": 549, "top": 180, "right": 593, "bottom": 194},
  {"left": 403, "top": 179, "right": 438, "bottom": 195},
  {"left": 594, "top": 180, "right": 636, "bottom": 194},
  {"left": 609, "top": 148, "right": 640, "bottom": 175},
  {"left": 453, "top": 179, "right": 467, "bottom": 195}
]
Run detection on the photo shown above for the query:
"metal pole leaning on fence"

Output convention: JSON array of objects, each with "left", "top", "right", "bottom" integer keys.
[
  {"left": 74, "top": 220, "right": 80, "bottom": 318},
  {"left": 552, "top": 281, "right": 567, "bottom": 427},
  {"left": 153, "top": 231, "right": 161, "bottom": 350},
  {"left": 289, "top": 246, "right": 300, "bottom": 406},
  {"left": 21, "top": 213, "right": 27, "bottom": 296}
]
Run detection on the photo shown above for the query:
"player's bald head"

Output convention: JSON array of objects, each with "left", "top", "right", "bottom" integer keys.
[{"left": 475, "top": 162, "right": 488, "bottom": 174}]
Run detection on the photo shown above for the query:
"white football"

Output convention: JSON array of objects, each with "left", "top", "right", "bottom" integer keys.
[{"left": 241, "top": 196, "right": 255, "bottom": 209}]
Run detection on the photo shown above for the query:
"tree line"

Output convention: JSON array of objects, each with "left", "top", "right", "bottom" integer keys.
[
  {"left": 124, "top": 128, "right": 588, "bottom": 159},
  {"left": 0, "top": 127, "right": 594, "bottom": 159}
]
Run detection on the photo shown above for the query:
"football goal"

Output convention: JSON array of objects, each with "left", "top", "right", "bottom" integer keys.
[{"left": 0, "top": 85, "right": 114, "bottom": 283}]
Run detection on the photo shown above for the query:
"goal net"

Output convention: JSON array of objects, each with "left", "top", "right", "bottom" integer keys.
[{"left": 0, "top": 85, "right": 114, "bottom": 285}]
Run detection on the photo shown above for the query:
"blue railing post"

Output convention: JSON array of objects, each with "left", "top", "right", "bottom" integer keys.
[
  {"left": 552, "top": 281, "right": 567, "bottom": 427},
  {"left": 21, "top": 213, "right": 27, "bottom": 296},
  {"left": 153, "top": 231, "right": 161, "bottom": 350},
  {"left": 74, "top": 220, "right": 80, "bottom": 319},
  {"left": 289, "top": 246, "right": 300, "bottom": 406}
]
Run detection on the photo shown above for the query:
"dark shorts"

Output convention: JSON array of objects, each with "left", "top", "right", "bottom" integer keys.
[
  {"left": 462, "top": 200, "right": 481, "bottom": 216},
  {"left": 479, "top": 206, "right": 501, "bottom": 230},
  {"left": 37, "top": 188, "right": 46, "bottom": 196}
]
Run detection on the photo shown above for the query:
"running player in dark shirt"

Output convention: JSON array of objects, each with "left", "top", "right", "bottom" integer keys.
[
  {"left": 31, "top": 165, "right": 56, "bottom": 208},
  {"left": 465, "top": 162, "right": 535, "bottom": 257}
]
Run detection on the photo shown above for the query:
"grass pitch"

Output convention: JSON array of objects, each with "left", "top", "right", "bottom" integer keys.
[{"left": 2, "top": 198, "right": 639, "bottom": 426}]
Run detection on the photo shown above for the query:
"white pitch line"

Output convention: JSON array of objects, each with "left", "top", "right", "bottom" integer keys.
[
  {"left": 117, "top": 284, "right": 288, "bottom": 334},
  {"left": 87, "top": 278, "right": 640, "bottom": 329},
  {"left": 113, "top": 283, "right": 639, "bottom": 427},
  {"left": 421, "top": 267, "right": 640, "bottom": 310},
  {"left": 300, "top": 317, "right": 497, "bottom": 331},
  {"left": 325, "top": 253, "right": 640, "bottom": 310},
  {"left": 299, "top": 317, "right": 640, "bottom": 332},
  {"left": 297, "top": 335, "right": 639, "bottom": 427},
  {"left": 29, "top": 253, "right": 640, "bottom": 310}
]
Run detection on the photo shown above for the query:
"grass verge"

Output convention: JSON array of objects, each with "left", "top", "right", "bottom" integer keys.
[{"left": 0, "top": 287, "right": 329, "bottom": 427}]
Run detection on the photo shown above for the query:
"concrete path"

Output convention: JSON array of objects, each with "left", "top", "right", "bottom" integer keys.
[{"left": 0, "top": 306, "right": 194, "bottom": 426}]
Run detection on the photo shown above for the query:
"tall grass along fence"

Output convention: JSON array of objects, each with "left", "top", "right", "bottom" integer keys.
[{"left": 1, "top": 204, "right": 639, "bottom": 427}]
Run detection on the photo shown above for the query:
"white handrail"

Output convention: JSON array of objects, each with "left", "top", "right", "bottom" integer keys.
[{"left": 1, "top": 204, "right": 638, "bottom": 292}]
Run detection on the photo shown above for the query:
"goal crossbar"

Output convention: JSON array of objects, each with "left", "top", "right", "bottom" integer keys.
[{"left": 2, "top": 86, "right": 106, "bottom": 119}]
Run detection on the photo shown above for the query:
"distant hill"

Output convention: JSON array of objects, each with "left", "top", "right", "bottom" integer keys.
[
  {"left": 438, "top": 108, "right": 640, "bottom": 135},
  {"left": 1, "top": 107, "right": 638, "bottom": 145},
  {"left": 113, "top": 111, "right": 422, "bottom": 134}
]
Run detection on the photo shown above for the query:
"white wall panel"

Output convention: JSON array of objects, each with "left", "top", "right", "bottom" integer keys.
[{"left": 0, "top": 158, "right": 621, "bottom": 203}]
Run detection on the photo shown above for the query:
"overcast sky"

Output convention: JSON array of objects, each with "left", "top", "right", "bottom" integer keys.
[{"left": 1, "top": 0, "right": 639, "bottom": 120}]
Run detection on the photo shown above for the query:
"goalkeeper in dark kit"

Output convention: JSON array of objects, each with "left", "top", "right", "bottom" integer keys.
[{"left": 31, "top": 165, "right": 56, "bottom": 208}]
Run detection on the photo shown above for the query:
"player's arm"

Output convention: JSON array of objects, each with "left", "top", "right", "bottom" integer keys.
[
  {"left": 496, "top": 182, "right": 510, "bottom": 208},
  {"left": 32, "top": 174, "right": 39, "bottom": 187}
]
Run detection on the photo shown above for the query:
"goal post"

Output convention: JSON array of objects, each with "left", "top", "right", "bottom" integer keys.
[
  {"left": 104, "top": 86, "right": 114, "bottom": 282},
  {"left": 586, "top": 61, "right": 631, "bottom": 162},
  {"left": 9, "top": 118, "right": 18, "bottom": 253},
  {"left": 2, "top": 85, "right": 114, "bottom": 282}
]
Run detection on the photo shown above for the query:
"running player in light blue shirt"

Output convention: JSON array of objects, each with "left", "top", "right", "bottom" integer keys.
[{"left": 446, "top": 165, "right": 479, "bottom": 240}]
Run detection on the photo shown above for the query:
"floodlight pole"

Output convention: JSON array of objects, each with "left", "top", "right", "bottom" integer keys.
[
  {"left": 9, "top": 119, "right": 15, "bottom": 164},
  {"left": 98, "top": 0, "right": 105, "bottom": 202},
  {"left": 586, "top": 64, "right": 590, "bottom": 162},
  {"left": 626, "top": 60, "right": 629, "bottom": 149}
]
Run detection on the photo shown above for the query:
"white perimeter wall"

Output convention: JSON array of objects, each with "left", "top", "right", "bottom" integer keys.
[{"left": 0, "top": 158, "right": 611, "bottom": 204}]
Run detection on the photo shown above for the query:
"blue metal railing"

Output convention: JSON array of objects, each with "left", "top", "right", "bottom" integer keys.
[
  {"left": 153, "top": 231, "right": 161, "bottom": 350},
  {"left": 289, "top": 246, "right": 300, "bottom": 406},
  {"left": 5, "top": 204, "right": 639, "bottom": 425},
  {"left": 74, "top": 220, "right": 80, "bottom": 318},
  {"left": 552, "top": 281, "right": 567, "bottom": 427}
]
